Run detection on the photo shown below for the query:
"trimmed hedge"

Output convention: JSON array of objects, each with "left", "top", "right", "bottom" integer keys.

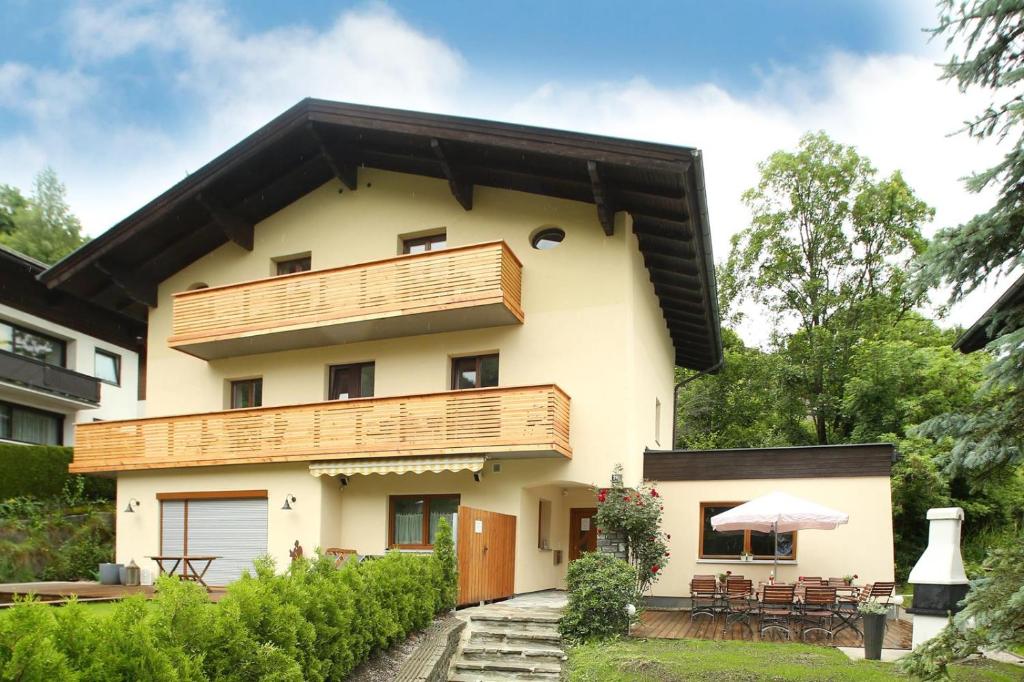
[
  {"left": 0, "top": 444, "right": 114, "bottom": 500},
  {"left": 0, "top": 548, "right": 455, "bottom": 681},
  {"left": 559, "top": 551, "right": 637, "bottom": 642}
]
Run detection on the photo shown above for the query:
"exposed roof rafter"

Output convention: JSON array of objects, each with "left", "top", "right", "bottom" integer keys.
[
  {"left": 95, "top": 261, "right": 158, "bottom": 308},
  {"left": 197, "top": 194, "right": 254, "bottom": 251},
  {"left": 430, "top": 138, "right": 473, "bottom": 211},
  {"left": 306, "top": 122, "right": 358, "bottom": 191},
  {"left": 586, "top": 160, "right": 615, "bottom": 236}
]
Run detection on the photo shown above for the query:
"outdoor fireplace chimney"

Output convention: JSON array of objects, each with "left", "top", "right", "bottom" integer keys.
[{"left": 906, "top": 507, "right": 970, "bottom": 648}]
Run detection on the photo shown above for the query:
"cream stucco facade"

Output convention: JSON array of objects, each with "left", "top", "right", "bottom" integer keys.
[
  {"left": 652, "top": 476, "right": 896, "bottom": 597},
  {"left": 114, "top": 168, "right": 675, "bottom": 591}
]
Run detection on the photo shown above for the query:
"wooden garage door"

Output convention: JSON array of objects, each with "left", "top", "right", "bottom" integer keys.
[{"left": 160, "top": 497, "right": 268, "bottom": 585}]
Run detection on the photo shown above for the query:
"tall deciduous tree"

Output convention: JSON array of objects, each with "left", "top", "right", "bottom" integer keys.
[
  {"left": 726, "top": 132, "right": 933, "bottom": 443},
  {"left": 0, "top": 168, "right": 88, "bottom": 264}
]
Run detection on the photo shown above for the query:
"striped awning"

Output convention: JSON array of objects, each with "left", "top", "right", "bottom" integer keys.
[{"left": 309, "top": 455, "right": 487, "bottom": 477}]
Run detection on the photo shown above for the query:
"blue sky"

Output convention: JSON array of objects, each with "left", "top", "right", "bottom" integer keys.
[{"left": 0, "top": 1, "right": 1005, "bottom": 329}]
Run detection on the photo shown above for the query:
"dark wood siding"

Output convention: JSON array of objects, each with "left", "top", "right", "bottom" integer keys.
[{"left": 643, "top": 443, "right": 895, "bottom": 481}]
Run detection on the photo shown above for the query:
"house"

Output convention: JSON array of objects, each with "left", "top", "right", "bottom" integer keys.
[
  {"left": 39, "top": 99, "right": 895, "bottom": 597},
  {"left": 0, "top": 245, "right": 144, "bottom": 446}
]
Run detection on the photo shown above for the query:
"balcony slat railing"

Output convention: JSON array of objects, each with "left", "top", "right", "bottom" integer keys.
[
  {"left": 168, "top": 241, "right": 523, "bottom": 355},
  {"left": 70, "top": 384, "right": 570, "bottom": 473},
  {"left": 0, "top": 349, "right": 100, "bottom": 404}
]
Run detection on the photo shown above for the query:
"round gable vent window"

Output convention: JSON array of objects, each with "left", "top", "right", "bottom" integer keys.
[{"left": 530, "top": 227, "right": 565, "bottom": 250}]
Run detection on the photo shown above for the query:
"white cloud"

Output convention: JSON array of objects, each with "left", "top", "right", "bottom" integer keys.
[{"left": 0, "top": 1, "right": 1010, "bottom": 335}]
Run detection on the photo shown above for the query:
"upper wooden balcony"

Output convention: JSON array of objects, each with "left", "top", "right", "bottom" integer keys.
[
  {"left": 168, "top": 241, "right": 524, "bottom": 360},
  {"left": 69, "top": 384, "right": 571, "bottom": 473}
]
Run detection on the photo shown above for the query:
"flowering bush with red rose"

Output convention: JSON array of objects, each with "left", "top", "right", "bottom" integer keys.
[{"left": 593, "top": 464, "right": 670, "bottom": 603}]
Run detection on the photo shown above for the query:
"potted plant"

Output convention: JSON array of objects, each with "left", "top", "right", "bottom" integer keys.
[
  {"left": 843, "top": 573, "right": 858, "bottom": 586},
  {"left": 740, "top": 551, "right": 753, "bottom": 562},
  {"left": 717, "top": 570, "right": 732, "bottom": 586},
  {"left": 858, "top": 599, "right": 888, "bottom": 660}
]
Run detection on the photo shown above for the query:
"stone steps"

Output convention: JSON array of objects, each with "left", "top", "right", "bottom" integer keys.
[{"left": 448, "top": 601, "right": 566, "bottom": 681}]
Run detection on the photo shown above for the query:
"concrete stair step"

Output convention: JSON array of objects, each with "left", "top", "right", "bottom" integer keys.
[
  {"left": 449, "top": 673, "right": 560, "bottom": 682},
  {"left": 460, "top": 644, "right": 566, "bottom": 663}
]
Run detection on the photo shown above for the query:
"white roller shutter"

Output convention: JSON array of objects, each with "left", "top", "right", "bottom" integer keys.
[
  {"left": 158, "top": 497, "right": 268, "bottom": 586},
  {"left": 161, "top": 500, "right": 185, "bottom": 555},
  {"left": 187, "top": 498, "right": 268, "bottom": 586}
]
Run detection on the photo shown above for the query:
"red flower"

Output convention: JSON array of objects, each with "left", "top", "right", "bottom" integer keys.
[
  {"left": 725, "top": 570, "right": 732, "bottom": 576},
  {"left": 651, "top": 565, "right": 660, "bottom": 573},
  {"left": 623, "top": 496, "right": 631, "bottom": 502},
  {"left": 667, "top": 534, "right": 671, "bottom": 540},
  {"left": 651, "top": 489, "right": 659, "bottom": 497}
]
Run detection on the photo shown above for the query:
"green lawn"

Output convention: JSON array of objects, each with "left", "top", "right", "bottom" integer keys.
[{"left": 566, "top": 638, "right": 1022, "bottom": 681}]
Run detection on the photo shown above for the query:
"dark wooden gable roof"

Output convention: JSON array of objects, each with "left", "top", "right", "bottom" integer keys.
[
  {"left": 644, "top": 443, "right": 897, "bottom": 480},
  {"left": 40, "top": 99, "right": 722, "bottom": 370}
]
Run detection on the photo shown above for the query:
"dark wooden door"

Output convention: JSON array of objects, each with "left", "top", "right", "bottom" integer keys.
[
  {"left": 457, "top": 506, "right": 517, "bottom": 605},
  {"left": 569, "top": 507, "right": 598, "bottom": 562}
]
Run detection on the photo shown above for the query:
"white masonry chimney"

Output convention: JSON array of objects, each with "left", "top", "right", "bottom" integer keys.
[{"left": 907, "top": 507, "right": 970, "bottom": 648}]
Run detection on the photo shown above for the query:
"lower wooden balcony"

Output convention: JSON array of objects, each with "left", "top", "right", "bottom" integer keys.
[
  {"left": 168, "top": 241, "right": 524, "bottom": 360},
  {"left": 70, "top": 384, "right": 571, "bottom": 473}
]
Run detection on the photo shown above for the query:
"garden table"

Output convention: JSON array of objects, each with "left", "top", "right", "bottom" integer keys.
[{"left": 148, "top": 555, "right": 220, "bottom": 588}]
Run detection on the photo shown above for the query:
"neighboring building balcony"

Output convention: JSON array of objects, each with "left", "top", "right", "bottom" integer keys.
[
  {"left": 0, "top": 349, "right": 100, "bottom": 408},
  {"left": 70, "top": 384, "right": 571, "bottom": 473},
  {"left": 168, "top": 241, "right": 524, "bottom": 360}
]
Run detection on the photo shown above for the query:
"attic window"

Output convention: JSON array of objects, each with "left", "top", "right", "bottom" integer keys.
[{"left": 531, "top": 228, "right": 565, "bottom": 250}]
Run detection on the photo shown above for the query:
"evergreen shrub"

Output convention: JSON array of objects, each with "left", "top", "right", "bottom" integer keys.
[
  {"left": 559, "top": 551, "right": 637, "bottom": 643},
  {"left": 0, "top": 444, "right": 114, "bottom": 500}
]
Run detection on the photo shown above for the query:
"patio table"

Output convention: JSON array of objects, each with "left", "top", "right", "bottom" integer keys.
[{"left": 148, "top": 555, "right": 220, "bottom": 588}]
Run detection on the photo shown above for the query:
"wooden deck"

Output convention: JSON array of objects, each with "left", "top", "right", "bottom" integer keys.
[
  {"left": 634, "top": 610, "right": 912, "bottom": 649},
  {"left": 0, "top": 581, "right": 226, "bottom": 606}
]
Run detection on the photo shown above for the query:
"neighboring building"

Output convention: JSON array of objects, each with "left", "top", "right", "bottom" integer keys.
[
  {"left": 0, "top": 245, "right": 144, "bottom": 446},
  {"left": 40, "top": 99, "right": 895, "bottom": 596},
  {"left": 954, "top": 272, "right": 1024, "bottom": 353},
  {"left": 645, "top": 443, "right": 897, "bottom": 603}
]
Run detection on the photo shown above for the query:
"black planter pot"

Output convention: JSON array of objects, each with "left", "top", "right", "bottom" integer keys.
[{"left": 862, "top": 612, "right": 886, "bottom": 660}]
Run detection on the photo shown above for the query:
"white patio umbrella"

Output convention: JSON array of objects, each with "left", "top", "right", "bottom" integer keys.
[{"left": 710, "top": 491, "right": 849, "bottom": 576}]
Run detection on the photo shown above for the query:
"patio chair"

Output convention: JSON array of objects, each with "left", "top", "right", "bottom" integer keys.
[
  {"left": 799, "top": 586, "right": 837, "bottom": 642},
  {"left": 835, "top": 581, "right": 895, "bottom": 638},
  {"left": 758, "top": 584, "right": 797, "bottom": 640},
  {"left": 798, "top": 576, "right": 823, "bottom": 585},
  {"left": 689, "top": 577, "right": 720, "bottom": 622},
  {"left": 721, "top": 579, "right": 755, "bottom": 636}
]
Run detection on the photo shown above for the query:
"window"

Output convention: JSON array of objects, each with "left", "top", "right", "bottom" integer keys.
[
  {"left": 95, "top": 349, "right": 121, "bottom": 385},
  {"left": 275, "top": 256, "right": 311, "bottom": 275},
  {"left": 0, "top": 320, "right": 65, "bottom": 367},
  {"left": 451, "top": 354, "right": 499, "bottom": 390},
  {"left": 699, "top": 502, "right": 796, "bottom": 560},
  {"left": 388, "top": 494, "right": 460, "bottom": 548},
  {"left": 230, "top": 379, "right": 263, "bottom": 409},
  {"left": 0, "top": 401, "right": 63, "bottom": 445},
  {"left": 538, "top": 499, "right": 552, "bottom": 550},
  {"left": 402, "top": 232, "right": 446, "bottom": 254},
  {"left": 530, "top": 227, "right": 565, "bottom": 250},
  {"left": 328, "top": 362, "right": 374, "bottom": 400}
]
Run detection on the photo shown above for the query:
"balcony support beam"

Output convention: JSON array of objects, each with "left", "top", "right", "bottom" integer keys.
[
  {"left": 431, "top": 138, "right": 473, "bottom": 211},
  {"left": 307, "top": 122, "right": 358, "bottom": 191},
  {"left": 587, "top": 160, "right": 615, "bottom": 236}
]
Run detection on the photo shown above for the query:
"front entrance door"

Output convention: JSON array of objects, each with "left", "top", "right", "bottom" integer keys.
[
  {"left": 457, "top": 505, "right": 517, "bottom": 605},
  {"left": 569, "top": 507, "right": 598, "bottom": 562}
]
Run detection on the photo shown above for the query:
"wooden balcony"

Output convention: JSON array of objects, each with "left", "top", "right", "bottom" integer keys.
[
  {"left": 70, "top": 384, "right": 571, "bottom": 473},
  {"left": 168, "top": 241, "right": 524, "bottom": 360}
]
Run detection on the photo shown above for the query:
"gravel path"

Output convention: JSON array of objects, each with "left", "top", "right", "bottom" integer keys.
[{"left": 348, "top": 615, "right": 458, "bottom": 682}]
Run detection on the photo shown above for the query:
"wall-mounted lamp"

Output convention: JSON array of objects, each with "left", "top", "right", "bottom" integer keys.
[
  {"left": 473, "top": 471, "right": 484, "bottom": 483},
  {"left": 338, "top": 476, "right": 349, "bottom": 488},
  {"left": 124, "top": 498, "right": 140, "bottom": 513},
  {"left": 281, "top": 494, "right": 297, "bottom": 511}
]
